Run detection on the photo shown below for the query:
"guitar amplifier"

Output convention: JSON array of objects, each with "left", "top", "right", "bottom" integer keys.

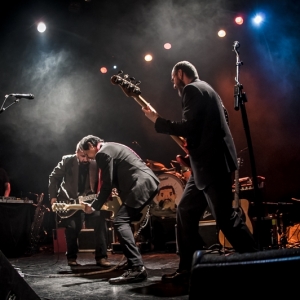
[
  {"left": 78, "top": 229, "right": 96, "bottom": 252},
  {"left": 200, "top": 205, "right": 215, "bottom": 221},
  {"left": 175, "top": 220, "right": 219, "bottom": 253},
  {"left": 53, "top": 228, "right": 67, "bottom": 253},
  {"left": 198, "top": 220, "right": 219, "bottom": 249},
  {"left": 78, "top": 223, "right": 115, "bottom": 252}
]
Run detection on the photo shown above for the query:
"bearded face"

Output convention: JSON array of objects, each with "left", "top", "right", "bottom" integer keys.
[{"left": 171, "top": 69, "right": 185, "bottom": 97}]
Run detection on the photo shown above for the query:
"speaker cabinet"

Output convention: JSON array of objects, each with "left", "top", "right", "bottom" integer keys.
[
  {"left": 189, "top": 248, "right": 300, "bottom": 299},
  {"left": 0, "top": 250, "right": 40, "bottom": 300}
]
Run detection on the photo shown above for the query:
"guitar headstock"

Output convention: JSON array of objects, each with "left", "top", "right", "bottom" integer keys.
[
  {"left": 52, "top": 202, "right": 68, "bottom": 212},
  {"left": 111, "top": 71, "right": 141, "bottom": 98}
]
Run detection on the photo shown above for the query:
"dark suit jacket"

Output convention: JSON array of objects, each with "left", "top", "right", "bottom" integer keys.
[
  {"left": 155, "top": 79, "right": 237, "bottom": 190},
  {"left": 92, "top": 142, "right": 159, "bottom": 210},
  {"left": 49, "top": 154, "right": 98, "bottom": 202}
]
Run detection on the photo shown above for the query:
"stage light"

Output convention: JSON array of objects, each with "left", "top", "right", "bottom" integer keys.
[
  {"left": 253, "top": 14, "right": 264, "bottom": 25},
  {"left": 235, "top": 16, "right": 244, "bottom": 25},
  {"left": 113, "top": 65, "right": 117, "bottom": 69},
  {"left": 100, "top": 67, "right": 107, "bottom": 74},
  {"left": 144, "top": 54, "right": 152, "bottom": 62},
  {"left": 218, "top": 30, "right": 226, "bottom": 37},
  {"left": 164, "top": 43, "right": 172, "bottom": 50},
  {"left": 37, "top": 22, "right": 46, "bottom": 33}
]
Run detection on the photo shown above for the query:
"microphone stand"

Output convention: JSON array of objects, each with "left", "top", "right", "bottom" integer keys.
[
  {"left": 233, "top": 41, "right": 264, "bottom": 250},
  {"left": 0, "top": 95, "right": 20, "bottom": 114}
]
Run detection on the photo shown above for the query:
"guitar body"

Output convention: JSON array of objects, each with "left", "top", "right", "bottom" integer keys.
[
  {"left": 239, "top": 198, "right": 253, "bottom": 235},
  {"left": 218, "top": 158, "right": 253, "bottom": 248}
]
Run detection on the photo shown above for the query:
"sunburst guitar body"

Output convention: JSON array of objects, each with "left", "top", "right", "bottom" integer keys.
[{"left": 218, "top": 158, "right": 253, "bottom": 248}]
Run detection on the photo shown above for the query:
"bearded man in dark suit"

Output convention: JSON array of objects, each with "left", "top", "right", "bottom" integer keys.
[
  {"left": 142, "top": 61, "right": 257, "bottom": 284},
  {"left": 79, "top": 135, "right": 159, "bottom": 285},
  {"left": 49, "top": 143, "right": 110, "bottom": 267}
]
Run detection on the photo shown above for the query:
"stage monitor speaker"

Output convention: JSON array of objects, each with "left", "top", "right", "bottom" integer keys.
[
  {"left": 0, "top": 250, "right": 40, "bottom": 300},
  {"left": 189, "top": 248, "right": 300, "bottom": 299}
]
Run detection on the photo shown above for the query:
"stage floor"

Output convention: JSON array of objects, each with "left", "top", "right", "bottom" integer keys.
[{"left": 7, "top": 249, "right": 190, "bottom": 300}]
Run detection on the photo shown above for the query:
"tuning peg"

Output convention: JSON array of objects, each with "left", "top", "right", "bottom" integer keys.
[
  {"left": 135, "top": 80, "right": 141, "bottom": 86},
  {"left": 133, "top": 87, "right": 141, "bottom": 95},
  {"left": 123, "top": 74, "right": 129, "bottom": 79},
  {"left": 118, "top": 70, "right": 123, "bottom": 75},
  {"left": 129, "top": 77, "right": 135, "bottom": 82}
]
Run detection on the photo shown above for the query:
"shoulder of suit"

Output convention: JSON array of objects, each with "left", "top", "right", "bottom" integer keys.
[
  {"left": 183, "top": 80, "right": 204, "bottom": 94},
  {"left": 62, "top": 154, "right": 76, "bottom": 159},
  {"left": 186, "top": 80, "right": 217, "bottom": 94},
  {"left": 62, "top": 154, "right": 76, "bottom": 161}
]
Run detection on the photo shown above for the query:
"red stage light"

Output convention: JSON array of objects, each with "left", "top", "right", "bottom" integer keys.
[
  {"left": 235, "top": 16, "right": 244, "bottom": 25},
  {"left": 100, "top": 67, "right": 107, "bottom": 73}
]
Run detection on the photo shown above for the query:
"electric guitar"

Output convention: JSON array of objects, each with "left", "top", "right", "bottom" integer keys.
[
  {"left": 52, "top": 194, "right": 98, "bottom": 219},
  {"left": 218, "top": 158, "right": 253, "bottom": 248},
  {"left": 52, "top": 194, "right": 121, "bottom": 219},
  {"left": 52, "top": 192, "right": 150, "bottom": 233},
  {"left": 110, "top": 71, "right": 190, "bottom": 168}
]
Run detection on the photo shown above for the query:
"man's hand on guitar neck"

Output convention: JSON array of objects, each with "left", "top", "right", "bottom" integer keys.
[{"left": 142, "top": 105, "right": 159, "bottom": 123}]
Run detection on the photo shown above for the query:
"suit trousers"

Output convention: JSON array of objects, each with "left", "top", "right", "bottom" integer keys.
[
  {"left": 113, "top": 190, "right": 157, "bottom": 267},
  {"left": 177, "top": 172, "right": 257, "bottom": 271},
  {"left": 113, "top": 205, "right": 144, "bottom": 267}
]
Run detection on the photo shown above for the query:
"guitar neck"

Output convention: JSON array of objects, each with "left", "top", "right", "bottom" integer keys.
[
  {"left": 133, "top": 95, "right": 188, "bottom": 154},
  {"left": 79, "top": 194, "right": 97, "bottom": 202},
  {"left": 65, "top": 203, "right": 85, "bottom": 211}
]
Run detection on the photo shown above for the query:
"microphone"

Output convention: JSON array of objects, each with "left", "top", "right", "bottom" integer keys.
[
  {"left": 9, "top": 93, "right": 34, "bottom": 99},
  {"left": 233, "top": 41, "right": 240, "bottom": 49}
]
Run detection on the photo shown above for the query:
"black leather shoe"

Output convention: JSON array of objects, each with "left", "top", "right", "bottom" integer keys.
[
  {"left": 161, "top": 269, "right": 190, "bottom": 284},
  {"left": 109, "top": 266, "right": 147, "bottom": 285}
]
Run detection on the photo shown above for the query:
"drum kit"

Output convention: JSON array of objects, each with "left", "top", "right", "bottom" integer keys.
[{"left": 145, "top": 158, "right": 190, "bottom": 218}]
